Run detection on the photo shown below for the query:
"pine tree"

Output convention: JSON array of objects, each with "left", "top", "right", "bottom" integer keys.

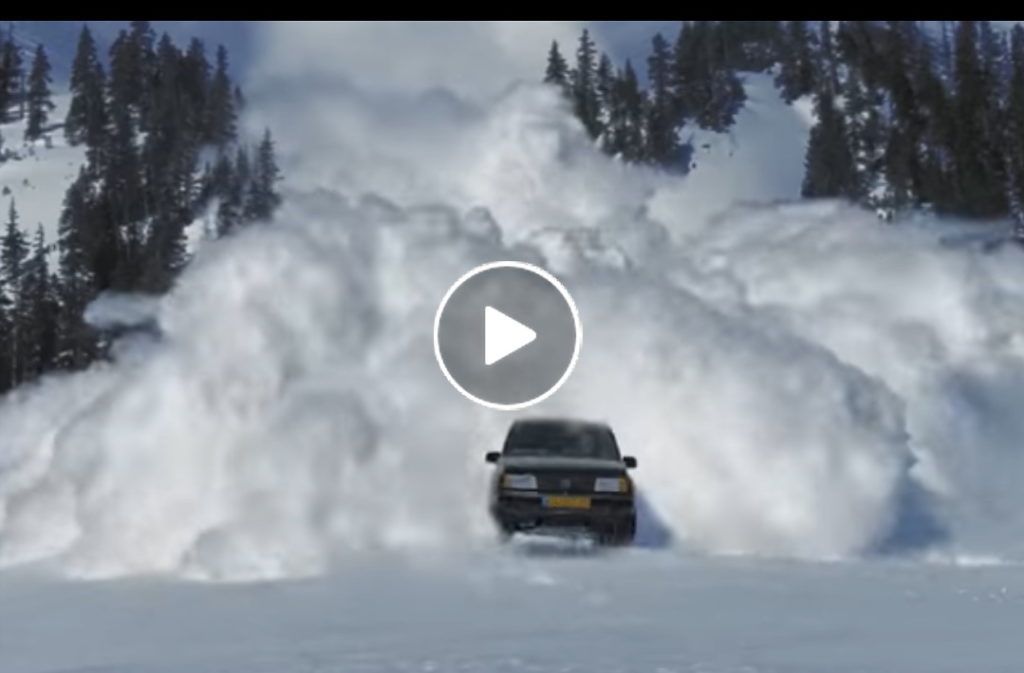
[
  {"left": 595, "top": 52, "right": 614, "bottom": 138},
  {"left": 979, "top": 21, "right": 1011, "bottom": 216},
  {"left": 842, "top": 58, "right": 891, "bottom": 206},
  {"left": 56, "top": 170, "right": 98, "bottom": 369},
  {"left": 206, "top": 45, "right": 236, "bottom": 147},
  {"left": 719, "top": 20, "right": 783, "bottom": 72},
  {"left": 699, "top": 24, "right": 746, "bottom": 133},
  {"left": 881, "top": 123, "right": 917, "bottom": 212},
  {"left": 1, "top": 199, "right": 26, "bottom": 286},
  {"left": 0, "top": 283, "right": 8, "bottom": 391},
  {"left": 953, "top": 20, "right": 1007, "bottom": 216},
  {"left": 817, "top": 21, "right": 839, "bottom": 97},
  {"left": 882, "top": 23, "right": 920, "bottom": 125},
  {"left": 836, "top": 21, "right": 885, "bottom": 91},
  {"left": 572, "top": 29, "right": 602, "bottom": 139},
  {"left": 128, "top": 21, "right": 157, "bottom": 130},
  {"left": 646, "top": 32, "right": 678, "bottom": 164},
  {"left": 25, "top": 45, "right": 55, "bottom": 141},
  {"left": 217, "top": 146, "right": 250, "bottom": 236},
  {"left": 141, "top": 183, "right": 189, "bottom": 293},
  {"left": 182, "top": 38, "right": 211, "bottom": 142},
  {"left": 108, "top": 31, "right": 139, "bottom": 133},
  {"left": 873, "top": 22, "right": 925, "bottom": 212},
  {"left": 617, "top": 60, "right": 646, "bottom": 162},
  {"left": 106, "top": 22, "right": 156, "bottom": 132},
  {"left": 979, "top": 21, "right": 1009, "bottom": 100},
  {"left": 939, "top": 21, "right": 955, "bottom": 86},
  {"left": 0, "top": 198, "right": 9, "bottom": 389},
  {"left": 138, "top": 37, "right": 195, "bottom": 293},
  {"left": 672, "top": 22, "right": 698, "bottom": 121},
  {"left": 601, "top": 67, "right": 625, "bottom": 156},
  {"left": 209, "top": 152, "right": 234, "bottom": 199},
  {"left": 58, "top": 170, "right": 94, "bottom": 289},
  {"left": 20, "top": 226, "right": 58, "bottom": 377},
  {"left": 544, "top": 40, "right": 571, "bottom": 99},
  {"left": 1010, "top": 25, "right": 1024, "bottom": 160},
  {"left": 776, "top": 21, "right": 816, "bottom": 103},
  {"left": 0, "top": 35, "right": 8, "bottom": 124},
  {"left": 685, "top": 21, "right": 716, "bottom": 125},
  {"left": 802, "top": 91, "right": 856, "bottom": 198},
  {"left": 1, "top": 199, "right": 27, "bottom": 386},
  {"left": 672, "top": 23, "right": 745, "bottom": 132},
  {"left": 911, "top": 29, "right": 957, "bottom": 212},
  {"left": 143, "top": 34, "right": 187, "bottom": 196},
  {"left": 0, "top": 27, "right": 24, "bottom": 123},
  {"left": 701, "top": 67, "right": 746, "bottom": 132},
  {"left": 1006, "top": 25, "right": 1024, "bottom": 234},
  {"left": 101, "top": 93, "right": 146, "bottom": 290},
  {"left": 65, "top": 25, "right": 108, "bottom": 152},
  {"left": 1, "top": 37, "right": 21, "bottom": 122},
  {"left": 245, "top": 129, "right": 283, "bottom": 222}
]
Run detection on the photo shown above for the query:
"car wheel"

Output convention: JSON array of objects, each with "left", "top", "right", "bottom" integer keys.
[
  {"left": 599, "top": 517, "right": 635, "bottom": 547},
  {"left": 619, "top": 516, "right": 636, "bottom": 545}
]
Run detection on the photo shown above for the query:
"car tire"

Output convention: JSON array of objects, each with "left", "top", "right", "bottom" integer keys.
[
  {"left": 620, "top": 515, "right": 636, "bottom": 545},
  {"left": 595, "top": 517, "right": 634, "bottom": 547}
]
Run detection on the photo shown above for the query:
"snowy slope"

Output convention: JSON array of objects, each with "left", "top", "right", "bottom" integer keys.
[{"left": 0, "top": 94, "right": 86, "bottom": 258}]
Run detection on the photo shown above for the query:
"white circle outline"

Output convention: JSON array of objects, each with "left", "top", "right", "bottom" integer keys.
[{"left": 433, "top": 260, "right": 582, "bottom": 411}]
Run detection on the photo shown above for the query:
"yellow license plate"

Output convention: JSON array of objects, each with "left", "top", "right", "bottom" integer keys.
[{"left": 544, "top": 496, "right": 591, "bottom": 509}]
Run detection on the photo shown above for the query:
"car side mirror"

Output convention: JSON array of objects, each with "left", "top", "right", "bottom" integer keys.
[
  {"left": 623, "top": 456, "right": 637, "bottom": 469},
  {"left": 485, "top": 451, "right": 500, "bottom": 464}
]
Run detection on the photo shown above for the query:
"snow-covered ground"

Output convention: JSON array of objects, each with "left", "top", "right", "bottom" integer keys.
[
  {"left": 4, "top": 550, "right": 1024, "bottom": 673},
  {"left": 3, "top": 22, "right": 1024, "bottom": 673}
]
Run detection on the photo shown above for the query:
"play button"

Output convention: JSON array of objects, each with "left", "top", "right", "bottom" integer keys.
[
  {"left": 434, "top": 261, "right": 581, "bottom": 410},
  {"left": 484, "top": 306, "right": 536, "bottom": 366}
]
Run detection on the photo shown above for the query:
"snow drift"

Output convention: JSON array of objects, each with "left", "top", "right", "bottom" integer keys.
[{"left": 2, "top": 23, "right": 1024, "bottom": 579}]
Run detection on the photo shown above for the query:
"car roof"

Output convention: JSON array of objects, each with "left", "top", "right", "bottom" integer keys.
[{"left": 508, "top": 418, "right": 612, "bottom": 434}]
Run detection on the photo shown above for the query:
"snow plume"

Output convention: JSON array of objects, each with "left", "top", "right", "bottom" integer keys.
[{"left": 2, "top": 23, "right": 1024, "bottom": 579}]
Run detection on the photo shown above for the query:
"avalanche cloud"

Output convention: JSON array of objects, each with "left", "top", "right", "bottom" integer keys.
[{"left": 1, "top": 22, "right": 1023, "bottom": 580}]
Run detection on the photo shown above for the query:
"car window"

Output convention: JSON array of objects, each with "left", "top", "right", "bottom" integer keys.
[{"left": 503, "top": 424, "right": 621, "bottom": 460}]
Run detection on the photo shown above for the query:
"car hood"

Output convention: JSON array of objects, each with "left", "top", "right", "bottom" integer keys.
[{"left": 499, "top": 456, "right": 626, "bottom": 473}]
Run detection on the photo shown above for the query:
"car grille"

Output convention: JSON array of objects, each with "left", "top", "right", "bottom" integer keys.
[{"left": 535, "top": 472, "right": 596, "bottom": 494}]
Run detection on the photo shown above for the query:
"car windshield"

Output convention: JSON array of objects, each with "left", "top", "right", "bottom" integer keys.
[{"left": 503, "top": 423, "right": 621, "bottom": 460}]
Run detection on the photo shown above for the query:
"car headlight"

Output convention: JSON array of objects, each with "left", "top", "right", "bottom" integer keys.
[
  {"left": 502, "top": 473, "right": 538, "bottom": 490},
  {"left": 594, "top": 476, "right": 628, "bottom": 493}
]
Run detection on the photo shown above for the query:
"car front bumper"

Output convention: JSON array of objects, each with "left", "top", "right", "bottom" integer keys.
[{"left": 490, "top": 490, "right": 635, "bottom": 534}]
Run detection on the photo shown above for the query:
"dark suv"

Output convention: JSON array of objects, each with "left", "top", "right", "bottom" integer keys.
[{"left": 486, "top": 418, "right": 638, "bottom": 545}]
